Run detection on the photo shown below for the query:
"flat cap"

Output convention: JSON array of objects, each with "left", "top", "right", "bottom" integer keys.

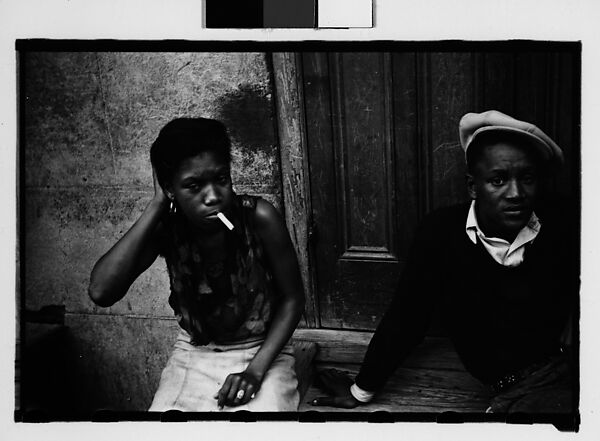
[{"left": 459, "top": 110, "right": 563, "bottom": 166}]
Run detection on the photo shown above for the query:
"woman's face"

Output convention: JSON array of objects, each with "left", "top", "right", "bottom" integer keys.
[{"left": 168, "top": 151, "right": 234, "bottom": 231}]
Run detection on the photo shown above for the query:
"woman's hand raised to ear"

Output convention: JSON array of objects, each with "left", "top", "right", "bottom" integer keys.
[
  {"left": 152, "top": 165, "right": 170, "bottom": 208},
  {"left": 88, "top": 166, "right": 166, "bottom": 307}
]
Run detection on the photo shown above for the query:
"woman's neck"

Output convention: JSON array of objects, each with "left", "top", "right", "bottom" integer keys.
[{"left": 193, "top": 229, "right": 228, "bottom": 263}]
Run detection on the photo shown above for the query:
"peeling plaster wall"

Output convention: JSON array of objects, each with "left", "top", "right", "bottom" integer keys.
[{"left": 23, "top": 52, "right": 281, "bottom": 411}]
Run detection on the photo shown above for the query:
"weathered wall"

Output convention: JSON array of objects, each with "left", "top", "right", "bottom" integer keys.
[{"left": 23, "top": 52, "right": 281, "bottom": 411}]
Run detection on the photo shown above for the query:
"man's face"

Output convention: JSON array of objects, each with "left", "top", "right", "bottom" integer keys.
[{"left": 467, "top": 141, "right": 540, "bottom": 242}]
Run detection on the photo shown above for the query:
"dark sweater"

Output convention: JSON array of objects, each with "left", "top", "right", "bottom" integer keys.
[{"left": 355, "top": 202, "right": 579, "bottom": 391}]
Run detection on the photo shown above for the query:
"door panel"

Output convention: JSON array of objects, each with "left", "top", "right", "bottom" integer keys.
[
  {"left": 305, "top": 52, "right": 406, "bottom": 329},
  {"left": 332, "top": 52, "right": 396, "bottom": 259}
]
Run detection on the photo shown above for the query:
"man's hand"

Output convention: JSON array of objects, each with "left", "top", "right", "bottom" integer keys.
[
  {"left": 215, "top": 370, "right": 262, "bottom": 409},
  {"left": 311, "top": 368, "right": 362, "bottom": 408}
]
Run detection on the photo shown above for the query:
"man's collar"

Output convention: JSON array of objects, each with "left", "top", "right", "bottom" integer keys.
[
  {"left": 465, "top": 200, "right": 541, "bottom": 245},
  {"left": 465, "top": 201, "right": 479, "bottom": 244}
]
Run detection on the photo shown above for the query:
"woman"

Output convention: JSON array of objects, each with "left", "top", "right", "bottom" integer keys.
[{"left": 88, "top": 118, "right": 305, "bottom": 411}]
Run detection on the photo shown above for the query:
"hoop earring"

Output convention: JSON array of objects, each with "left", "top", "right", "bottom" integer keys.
[{"left": 169, "top": 200, "right": 177, "bottom": 215}]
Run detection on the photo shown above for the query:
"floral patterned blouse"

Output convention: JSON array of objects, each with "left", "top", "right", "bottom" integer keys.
[{"left": 159, "top": 194, "right": 275, "bottom": 345}]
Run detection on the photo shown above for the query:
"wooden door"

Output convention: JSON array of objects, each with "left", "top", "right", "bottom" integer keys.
[
  {"left": 298, "top": 49, "right": 579, "bottom": 331},
  {"left": 302, "top": 52, "right": 417, "bottom": 330}
]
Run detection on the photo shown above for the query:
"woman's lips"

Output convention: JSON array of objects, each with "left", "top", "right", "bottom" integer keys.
[
  {"left": 203, "top": 211, "right": 234, "bottom": 230},
  {"left": 204, "top": 211, "right": 220, "bottom": 221}
]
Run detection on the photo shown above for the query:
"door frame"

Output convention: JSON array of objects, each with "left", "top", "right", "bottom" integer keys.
[{"left": 271, "top": 52, "right": 319, "bottom": 328}]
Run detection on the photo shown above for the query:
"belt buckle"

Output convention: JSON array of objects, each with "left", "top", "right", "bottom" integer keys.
[
  {"left": 492, "top": 356, "right": 556, "bottom": 394},
  {"left": 492, "top": 372, "right": 520, "bottom": 393}
]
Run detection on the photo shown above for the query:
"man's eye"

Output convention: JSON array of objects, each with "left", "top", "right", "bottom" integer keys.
[
  {"left": 521, "top": 174, "right": 536, "bottom": 184},
  {"left": 217, "top": 175, "right": 229, "bottom": 184}
]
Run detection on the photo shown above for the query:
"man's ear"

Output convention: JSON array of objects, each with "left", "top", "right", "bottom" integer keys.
[{"left": 466, "top": 173, "right": 476, "bottom": 199}]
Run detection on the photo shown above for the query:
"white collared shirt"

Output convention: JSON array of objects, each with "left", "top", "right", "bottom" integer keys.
[{"left": 465, "top": 200, "right": 541, "bottom": 267}]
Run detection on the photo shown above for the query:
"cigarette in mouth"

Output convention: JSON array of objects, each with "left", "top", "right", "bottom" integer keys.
[{"left": 216, "top": 212, "right": 234, "bottom": 230}]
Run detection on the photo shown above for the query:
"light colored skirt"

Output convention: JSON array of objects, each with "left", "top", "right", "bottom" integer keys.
[{"left": 149, "top": 330, "right": 299, "bottom": 412}]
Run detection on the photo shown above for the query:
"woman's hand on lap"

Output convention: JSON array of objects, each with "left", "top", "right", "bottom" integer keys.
[
  {"left": 311, "top": 368, "right": 361, "bottom": 408},
  {"left": 215, "top": 369, "right": 262, "bottom": 409}
]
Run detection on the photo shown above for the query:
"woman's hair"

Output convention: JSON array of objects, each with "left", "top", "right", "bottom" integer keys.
[{"left": 150, "top": 118, "right": 232, "bottom": 188}]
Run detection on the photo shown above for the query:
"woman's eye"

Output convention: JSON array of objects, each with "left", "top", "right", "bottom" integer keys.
[{"left": 490, "top": 177, "right": 504, "bottom": 186}]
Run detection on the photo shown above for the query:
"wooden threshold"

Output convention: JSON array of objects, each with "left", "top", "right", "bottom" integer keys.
[
  {"left": 293, "top": 328, "right": 492, "bottom": 413},
  {"left": 292, "top": 328, "right": 467, "bottom": 370},
  {"left": 299, "top": 361, "right": 491, "bottom": 413}
]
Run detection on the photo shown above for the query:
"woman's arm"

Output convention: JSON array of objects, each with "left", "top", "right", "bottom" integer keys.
[
  {"left": 216, "top": 199, "right": 305, "bottom": 408},
  {"left": 88, "top": 168, "right": 168, "bottom": 307}
]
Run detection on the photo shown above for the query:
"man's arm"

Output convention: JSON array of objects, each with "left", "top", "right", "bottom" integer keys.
[{"left": 313, "top": 212, "right": 444, "bottom": 407}]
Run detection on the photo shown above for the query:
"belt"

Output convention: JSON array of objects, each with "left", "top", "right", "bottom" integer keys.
[{"left": 489, "top": 355, "right": 558, "bottom": 394}]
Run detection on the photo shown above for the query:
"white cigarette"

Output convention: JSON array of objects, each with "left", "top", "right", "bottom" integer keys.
[{"left": 216, "top": 212, "right": 234, "bottom": 230}]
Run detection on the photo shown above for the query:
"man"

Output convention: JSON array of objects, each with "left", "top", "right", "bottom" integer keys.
[{"left": 312, "top": 110, "right": 578, "bottom": 414}]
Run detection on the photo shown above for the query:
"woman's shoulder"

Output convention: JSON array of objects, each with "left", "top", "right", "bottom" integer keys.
[
  {"left": 235, "top": 194, "right": 286, "bottom": 239},
  {"left": 236, "top": 194, "right": 276, "bottom": 221},
  {"left": 253, "top": 198, "right": 279, "bottom": 224}
]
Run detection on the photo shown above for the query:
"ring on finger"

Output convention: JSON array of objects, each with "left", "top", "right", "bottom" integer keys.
[{"left": 236, "top": 390, "right": 245, "bottom": 400}]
